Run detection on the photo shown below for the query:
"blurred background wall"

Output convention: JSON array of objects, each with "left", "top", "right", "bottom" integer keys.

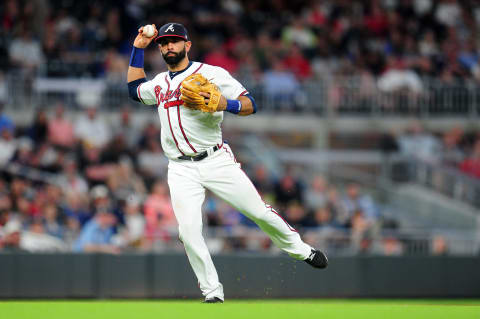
[{"left": 0, "top": 0, "right": 480, "bottom": 297}]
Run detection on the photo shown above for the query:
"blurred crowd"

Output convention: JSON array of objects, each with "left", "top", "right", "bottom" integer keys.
[
  {"left": 3, "top": 0, "right": 480, "bottom": 114},
  {"left": 379, "top": 121, "right": 480, "bottom": 179},
  {"left": 0, "top": 0, "right": 474, "bottom": 256},
  {"left": 3, "top": 0, "right": 480, "bottom": 86},
  {"left": 0, "top": 101, "right": 426, "bottom": 255}
]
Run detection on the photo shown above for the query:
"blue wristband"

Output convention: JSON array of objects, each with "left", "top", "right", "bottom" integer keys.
[
  {"left": 129, "top": 47, "right": 144, "bottom": 68},
  {"left": 226, "top": 99, "right": 242, "bottom": 114}
]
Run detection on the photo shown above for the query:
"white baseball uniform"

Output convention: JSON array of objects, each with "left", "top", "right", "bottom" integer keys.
[{"left": 135, "top": 61, "right": 313, "bottom": 300}]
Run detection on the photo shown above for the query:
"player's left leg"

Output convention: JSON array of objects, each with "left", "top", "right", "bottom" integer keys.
[{"left": 199, "top": 145, "right": 326, "bottom": 265}]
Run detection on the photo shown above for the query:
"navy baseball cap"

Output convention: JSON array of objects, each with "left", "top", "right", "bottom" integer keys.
[{"left": 154, "top": 23, "right": 189, "bottom": 43}]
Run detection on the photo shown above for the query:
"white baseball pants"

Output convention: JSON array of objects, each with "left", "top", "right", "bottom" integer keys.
[{"left": 167, "top": 144, "right": 313, "bottom": 300}]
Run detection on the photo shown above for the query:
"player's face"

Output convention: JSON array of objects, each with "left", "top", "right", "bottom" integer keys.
[{"left": 159, "top": 37, "right": 191, "bottom": 66}]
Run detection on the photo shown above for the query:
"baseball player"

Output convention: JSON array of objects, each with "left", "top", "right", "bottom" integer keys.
[{"left": 127, "top": 23, "right": 328, "bottom": 303}]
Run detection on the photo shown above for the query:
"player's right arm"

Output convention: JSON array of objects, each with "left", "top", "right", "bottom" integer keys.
[{"left": 127, "top": 25, "right": 159, "bottom": 105}]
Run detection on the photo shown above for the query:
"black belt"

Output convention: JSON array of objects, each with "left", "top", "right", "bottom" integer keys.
[{"left": 178, "top": 145, "right": 219, "bottom": 161}]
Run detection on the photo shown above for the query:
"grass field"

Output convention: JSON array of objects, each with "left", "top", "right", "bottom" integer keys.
[{"left": 1, "top": 299, "right": 480, "bottom": 319}]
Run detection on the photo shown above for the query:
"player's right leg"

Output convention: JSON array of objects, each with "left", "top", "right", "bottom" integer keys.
[
  {"left": 167, "top": 161, "right": 224, "bottom": 301},
  {"left": 200, "top": 145, "right": 327, "bottom": 268}
]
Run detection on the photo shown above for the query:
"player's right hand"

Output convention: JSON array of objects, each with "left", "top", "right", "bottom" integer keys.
[{"left": 133, "top": 24, "right": 158, "bottom": 49}]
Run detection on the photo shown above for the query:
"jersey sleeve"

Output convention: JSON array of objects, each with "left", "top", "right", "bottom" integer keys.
[
  {"left": 137, "top": 77, "right": 159, "bottom": 105},
  {"left": 210, "top": 67, "right": 248, "bottom": 100}
]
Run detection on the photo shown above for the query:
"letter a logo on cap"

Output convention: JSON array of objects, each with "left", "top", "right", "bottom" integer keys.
[{"left": 165, "top": 24, "right": 174, "bottom": 32}]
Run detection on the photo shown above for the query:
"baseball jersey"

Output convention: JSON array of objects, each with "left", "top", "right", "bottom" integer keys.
[{"left": 136, "top": 62, "right": 248, "bottom": 160}]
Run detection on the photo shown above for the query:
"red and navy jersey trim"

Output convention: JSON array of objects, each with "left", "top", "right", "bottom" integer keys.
[{"left": 137, "top": 83, "right": 145, "bottom": 103}]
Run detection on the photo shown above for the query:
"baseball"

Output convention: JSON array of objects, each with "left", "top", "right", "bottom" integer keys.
[{"left": 143, "top": 24, "right": 155, "bottom": 37}]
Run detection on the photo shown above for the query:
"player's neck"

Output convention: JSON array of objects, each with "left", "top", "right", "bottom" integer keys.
[{"left": 168, "top": 58, "right": 190, "bottom": 72}]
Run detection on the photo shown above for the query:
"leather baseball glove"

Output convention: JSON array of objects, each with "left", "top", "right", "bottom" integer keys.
[{"left": 181, "top": 74, "right": 222, "bottom": 113}]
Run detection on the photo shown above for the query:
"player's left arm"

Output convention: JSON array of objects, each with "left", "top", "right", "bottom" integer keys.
[
  {"left": 205, "top": 93, "right": 256, "bottom": 116},
  {"left": 236, "top": 94, "right": 256, "bottom": 116},
  {"left": 206, "top": 67, "right": 257, "bottom": 116}
]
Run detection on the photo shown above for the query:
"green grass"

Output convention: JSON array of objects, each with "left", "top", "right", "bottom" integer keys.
[{"left": 1, "top": 299, "right": 479, "bottom": 319}]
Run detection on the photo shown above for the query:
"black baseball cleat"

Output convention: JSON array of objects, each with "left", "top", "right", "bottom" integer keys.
[
  {"left": 203, "top": 297, "right": 224, "bottom": 303},
  {"left": 304, "top": 249, "right": 329, "bottom": 269}
]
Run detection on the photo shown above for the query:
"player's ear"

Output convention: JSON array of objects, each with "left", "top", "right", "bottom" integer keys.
[{"left": 185, "top": 41, "right": 192, "bottom": 52}]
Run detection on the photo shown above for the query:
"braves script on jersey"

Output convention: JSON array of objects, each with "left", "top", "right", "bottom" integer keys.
[{"left": 136, "top": 62, "right": 247, "bottom": 159}]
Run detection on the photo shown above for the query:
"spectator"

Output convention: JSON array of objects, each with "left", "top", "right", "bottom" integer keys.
[
  {"left": 137, "top": 137, "right": 168, "bottom": 183},
  {"left": 341, "top": 183, "right": 379, "bottom": 222},
  {"left": 144, "top": 180, "right": 176, "bottom": 245},
  {"left": 435, "top": 0, "right": 462, "bottom": 28},
  {"left": 78, "top": 145, "right": 116, "bottom": 185},
  {"left": 137, "top": 122, "right": 160, "bottom": 150},
  {"left": 262, "top": 58, "right": 300, "bottom": 110},
  {"left": 382, "top": 237, "right": 403, "bottom": 256},
  {"left": 42, "top": 31, "right": 64, "bottom": 77},
  {"left": 73, "top": 210, "right": 119, "bottom": 253},
  {"left": 10, "top": 137, "right": 34, "bottom": 166},
  {"left": 112, "top": 106, "right": 140, "bottom": 150},
  {"left": 281, "top": 19, "right": 317, "bottom": 50},
  {"left": 304, "top": 175, "right": 328, "bottom": 212},
  {"left": 364, "top": 2, "right": 389, "bottom": 37},
  {"left": 304, "top": 0, "right": 328, "bottom": 27},
  {"left": 114, "top": 195, "right": 145, "bottom": 249},
  {"left": 418, "top": 30, "right": 439, "bottom": 57},
  {"left": 377, "top": 57, "right": 424, "bottom": 95},
  {"left": 74, "top": 105, "right": 110, "bottom": 149},
  {"left": 282, "top": 45, "right": 312, "bottom": 81},
  {"left": 31, "top": 139, "right": 62, "bottom": 172},
  {"left": 101, "top": 133, "right": 132, "bottom": 164},
  {"left": 8, "top": 29, "right": 44, "bottom": 74},
  {"left": 304, "top": 206, "right": 333, "bottom": 228},
  {"left": 253, "top": 31, "right": 274, "bottom": 71},
  {"left": 57, "top": 156, "right": 89, "bottom": 196},
  {"left": 107, "top": 156, "right": 147, "bottom": 202},
  {"left": 250, "top": 164, "right": 275, "bottom": 199},
  {"left": 284, "top": 202, "right": 308, "bottom": 231},
  {"left": 459, "top": 138, "right": 480, "bottom": 179},
  {"left": 458, "top": 39, "right": 480, "bottom": 79},
  {"left": 397, "top": 121, "right": 442, "bottom": 163},
  {"left": 63, "top": 216, "right": 81, "bottom": 249},
  {"left": 9, "top": 178, "right": 29, "bottom": 209},
  {"left": 28, "top": 108, "right": 49, "bottom": 144},
  {"left": 379, "top": 129, "right": 400, "bottom": 154},
  {"left": 43, "top": 203, "right": 64, "bottom": 239},
  {"left": 89, "top": 184, "right": 114, "bottom": 215},
  {"left": 48, "top": 103, "right": 75, "bottom": 149},
  {"left": 0, "top": 128, "right": 16, "bottom": 165},
  {"left": 1, "top": 0, "right": 20, "bottom": 36},
  {"left": 274, "top": 169, "right": 303, "bottom": 210},
  {"left": 0, "top": 215, "right": 22, "bottom": 251},
  {"left": 20, "top": 219, "right": 67, "bottom": 252},
  {"left": 0, "top": 103, "right": 14, "bottom": 135},
  {"left": 104, "top": 49, "right": 128, "bottom": 85},
  {"left": 441, "top": 126, "right": 464, "bottom": 166},
  {"left": 326, "top": 187, "right": 348, "bottom": 227},
  {"left": 62, "top": 192, "right": 92, "bottom": 226},
  {"left": 204, "top": 43, "right": 239, "bottom": 74},
  {"left": 0, "top": 183, "right": 12, "bottom": 213},
  {"left": 431, "top": 235, "right": 449, "bottom": 256},
  {"left": 350, "top": 210, "right": 371, "bottom": 253}
]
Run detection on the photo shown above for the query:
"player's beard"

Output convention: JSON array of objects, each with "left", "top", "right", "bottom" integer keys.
[{"left": 162, "top": 46, "right": 187, "bottom": 67}]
